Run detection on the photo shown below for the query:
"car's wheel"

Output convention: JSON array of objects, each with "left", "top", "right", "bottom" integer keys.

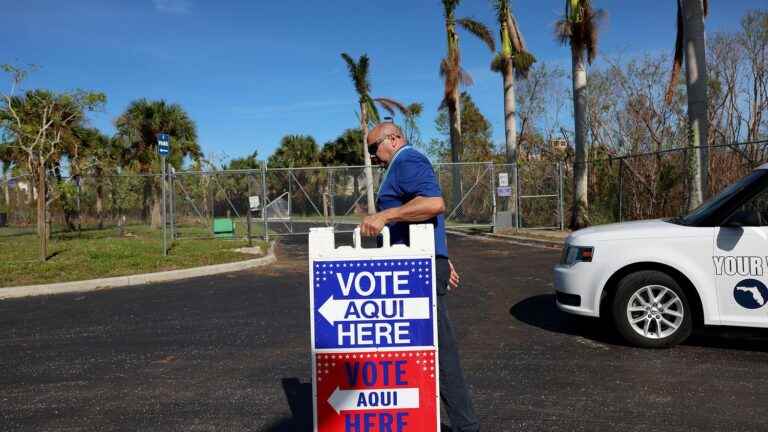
[{"left": 612, "top": 270, "right": 693, "bottom": 348}]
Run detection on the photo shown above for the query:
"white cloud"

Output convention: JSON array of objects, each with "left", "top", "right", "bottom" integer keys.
[{"left": 153, "top": 0, "right": 191, "bottom": 14}]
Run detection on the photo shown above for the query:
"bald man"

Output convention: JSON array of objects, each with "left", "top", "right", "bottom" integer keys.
[{"left": 360, "top": 122, "right": 480, "bottom": 432}]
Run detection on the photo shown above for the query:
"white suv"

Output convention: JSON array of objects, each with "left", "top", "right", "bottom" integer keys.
[{"left": 554, "top": 163, "right": 768, "bottom": 348}]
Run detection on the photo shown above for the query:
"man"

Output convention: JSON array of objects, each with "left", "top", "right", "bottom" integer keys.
[{"left": 359, "top": 122, "right": 480, "bottom": 432}]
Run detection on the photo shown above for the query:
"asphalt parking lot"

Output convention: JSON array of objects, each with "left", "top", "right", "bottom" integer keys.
[{"left": 2, "top": 232, "right": 768, "bottom": 431}]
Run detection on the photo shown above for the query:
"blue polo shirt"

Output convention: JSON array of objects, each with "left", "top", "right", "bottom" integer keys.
[{"left": 376, "top": 146, "right": 449, "bottom": 258}]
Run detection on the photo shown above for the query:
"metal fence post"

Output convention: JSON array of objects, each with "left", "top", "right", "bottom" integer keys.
[
  {"left": 75, "top": 175, "right": 81, "bottom": 235},
  {"left": 288, "top": 167, "right": 294, "bottom": 233},
  {"left": 170, "top": 168, "right": 175, "bottom": 241},
  {"left": 161, "top": 164, "right": 167, "bottom": 256},
  {"left": 559, "top": 161, "right": 565, "bottom": 231},
  {"left": 489, "top": 162, "right": 496, "bottom": 230},
  {"left": 618, "top": 158, "right": 624, "bottom": 223},
  {"left": 328, "top": 169, "right": 335, "bottom": 227},
  {"left": 261, "top": 161, "right": 269, "bottom": 243},
  {"left": 515, "top": 162, "right": 521, "bottom": 230},
  {"left": 247, "top": 173, "right": 253, "bottom": 247}
]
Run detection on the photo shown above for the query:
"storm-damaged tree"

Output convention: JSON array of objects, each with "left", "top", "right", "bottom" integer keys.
[
  {"left": 115, "top": 99, "right": 201, "bottom": 228},
  {"left": 666, "top": 0, "right": 710, "bottom": 210},
  {"left": 490, "top": 0, "right": 536, "bottom": 217},
  {"left": 440, "top": 0, "right": 496, "bottom": 209},
  {"left": 340, "top": 53, "right": 410, "bottom": 214},
  {"left": 0, "top": 65, "right": 105, "bottom": 261},
  {"left": 556, "top": 0, "right": 605, "bottom": 229}
]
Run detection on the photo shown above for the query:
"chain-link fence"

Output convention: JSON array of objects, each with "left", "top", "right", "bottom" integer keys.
[{"left": 2, "top": 140, "right": 767, "bottom": 260}]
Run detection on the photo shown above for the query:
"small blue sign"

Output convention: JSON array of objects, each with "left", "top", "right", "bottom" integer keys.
[
  {"left": 313, "top": 258, "right": 435, "bottom": 349},
  {"left": 157, "top": 133, "right": 170, "bottom": 156}
]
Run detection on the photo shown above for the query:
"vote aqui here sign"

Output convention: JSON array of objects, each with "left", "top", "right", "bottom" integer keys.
[
  {"left": 312, "top": 258, "right": 435, "bottom": 349},
  {"left": 309, "top": 225, "right": 439, "bottom": 432}
]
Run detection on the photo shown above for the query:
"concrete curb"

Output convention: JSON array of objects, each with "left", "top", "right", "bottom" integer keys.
[
  {"left": 0, "top": 241, "right": 278, "bottom": 301},
  {"left": 447, "top": 229, "right": 565, "bottom": 249}
]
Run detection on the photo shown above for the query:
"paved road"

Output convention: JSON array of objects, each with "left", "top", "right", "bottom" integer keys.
[{"left": 2, "top": 232, "right": 768, "bottom": 431}]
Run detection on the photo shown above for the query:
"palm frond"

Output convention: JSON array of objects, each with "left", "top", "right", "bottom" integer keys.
[
  {"left": 340, "top": 52, "right": 356, "bottom": 78},
  {"left": 665, "top": 0, "right": 685, "bottom": 105},
  {"left": 406, "top": 102, "right": 423, "bottom": 118},
  {"left": 358, "top": 55, "right": 371, "bottom": 91},
  {"left": 374, "top": 97, "right": 410, "bottom": 117},
  {"left": 507, "top": 13, "right": 527, "bottom": 54},
  {"left": 513, "top": 51, "right": 536, "bottom": 79},
  {"left": 458, "top": 18, "right": 496, "bottom": 52},
  {"left": 366, "top": 97, "right": 381, "bottom": 125},
  {"left": 490, "top": 53, "right": 506, "bottom": 73},
  {"left": 555, "top": 1, "right": 605, "bottom": 64},
  {"left": 441, "top": 56, "right": 462, "bottom": 97},
  {"left": 340, "top": 52, "right": 371, "bottom": 97},
  {"left": 554, "top": 19, "right": 572, "bottom": 46}
]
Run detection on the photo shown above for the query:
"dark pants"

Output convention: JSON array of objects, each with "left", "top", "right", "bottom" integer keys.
[{"left": 436, "top": 257, "right": 479, "bottom": 432}]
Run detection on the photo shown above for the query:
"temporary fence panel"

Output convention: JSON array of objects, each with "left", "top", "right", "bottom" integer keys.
[{"left": 435, "top": 162, "right": 495, "bottom": 228}]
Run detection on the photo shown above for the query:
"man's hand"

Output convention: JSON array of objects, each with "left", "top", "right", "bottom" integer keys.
[
  {"left": 448, "top": 260, "right": 460, "bottom": 290},
  {"left": 360, "top": 212, "right": 389, "bottom": 237}
]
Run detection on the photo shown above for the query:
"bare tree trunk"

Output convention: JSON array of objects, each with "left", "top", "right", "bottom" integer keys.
[
  {"left": 96, "top": 181, "right": 104, "bottom": 230},
  {"left": 360, "top": 102, "right": 376, "bottom": 214},
  {"left": 448, "top": 86, "right": 462, "bottom": 218},
  {"left": 36, "top": 163, "right": 47, "bottom": 262},
  {"left": 683, "top": 0, "right": 709, "bottom": 207},
  {"left": 502, "top": 61, "right": 518, "bottom": 217},
  {"left": 570, "top": 45, "right": 590, "bottom": 229}
]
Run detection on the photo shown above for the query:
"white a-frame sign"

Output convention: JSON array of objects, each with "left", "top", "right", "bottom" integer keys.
[{"left": 309, "top": 224, "right": 439, "bottom": 432}]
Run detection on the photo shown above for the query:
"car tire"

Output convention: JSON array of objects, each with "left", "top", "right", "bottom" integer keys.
[{"left": 612, "top": 270, "right": 693, "bottom": 348}]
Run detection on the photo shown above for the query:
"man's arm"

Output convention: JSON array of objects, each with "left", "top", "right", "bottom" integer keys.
[{"left": 360, "top": 196, "right": 445, "bottom": 236}]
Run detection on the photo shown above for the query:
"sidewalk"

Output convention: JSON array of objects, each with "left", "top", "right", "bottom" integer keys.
[{"left": 448, "top": 226, "right": 569, "bottom": 249}]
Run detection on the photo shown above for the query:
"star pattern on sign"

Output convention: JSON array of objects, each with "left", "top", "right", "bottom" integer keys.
[{"left": 315, "top": 355, "right": 337, "bottom": 381}]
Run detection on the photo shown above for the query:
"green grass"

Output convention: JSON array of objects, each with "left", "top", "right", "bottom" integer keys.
[{"left": 0, "top": 224, "right": 267, "bottom": 288}]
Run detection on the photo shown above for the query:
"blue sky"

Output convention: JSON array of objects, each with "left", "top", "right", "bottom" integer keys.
[{"left": 2, "top": 0, "right": 761, "bottom": 163}]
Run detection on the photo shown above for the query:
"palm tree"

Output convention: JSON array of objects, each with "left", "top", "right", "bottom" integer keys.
[
  {"left": 556, "top": 0, "right": 604, "bottom": 229},
  {"left": 490, "top": 0, "right": 536, "bottom": 219},
  {"left": 440, "top": 0, "right": 496, "bottom": 208},
  {"left": 665, "top": 0, "right": 709, "bottom": 210},
  {"left": 74, "top": 128, "right": 116, "bottom": 229},
  {"left": 340, "top": 53, "right": 410, "bottom": 214},
  {"left": 115, "top": 99, "right": 201, "bottom": 228}
]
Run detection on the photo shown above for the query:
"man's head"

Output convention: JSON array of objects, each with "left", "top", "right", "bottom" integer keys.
[{"left": 367, "top": 122, "right": 406, "bottom": 165}]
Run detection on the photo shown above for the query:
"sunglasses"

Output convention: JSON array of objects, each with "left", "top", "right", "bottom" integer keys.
[{"left": 367, "top": 134, "right": 397, "bottom": 157}]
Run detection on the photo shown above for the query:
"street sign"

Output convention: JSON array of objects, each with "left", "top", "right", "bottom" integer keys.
[
  {"left": 497, "top": 186, "right": 512, "bottom": 197},
  {"left": 157, "top": 133, "right": 170, "bottom": 156},
  {"left": 498, "top": 172, "right": 509, "bottom": 187},
  {"left": 249, "top": 195, "right": 260, "bottom": 211},
  {"left": 309, "top": 224, "right": 439, "bottom": 432}
]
